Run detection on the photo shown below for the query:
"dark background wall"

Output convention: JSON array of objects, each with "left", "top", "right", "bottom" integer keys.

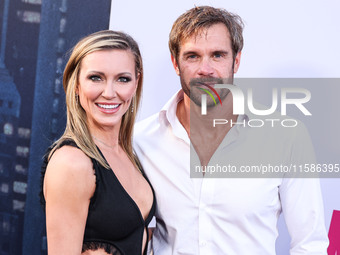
[{"left": 0, "top": 0, "right": 112, "bottom": 254}]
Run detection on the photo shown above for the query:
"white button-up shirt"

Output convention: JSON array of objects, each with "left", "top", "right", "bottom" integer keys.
[{"left": 134, "top": 90, "right": 328, "bottom": 255}]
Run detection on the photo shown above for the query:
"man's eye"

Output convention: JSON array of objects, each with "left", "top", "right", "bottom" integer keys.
[
  {"left": 89, "top": 75, "right": 102, "bottom": 81},
  {"left": 188, "top": 55, "right": 198, "bottom": 59},
  {"left": 214, "top": 53, "right": 224, "bottom": 58},
  {"left": 118, "top": 77, "right": 132, "bottom": 83}
]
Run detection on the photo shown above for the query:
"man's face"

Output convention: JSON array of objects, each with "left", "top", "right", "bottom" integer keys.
[{"left": 171, "top": 23, "right": 241, "bottom": 106}]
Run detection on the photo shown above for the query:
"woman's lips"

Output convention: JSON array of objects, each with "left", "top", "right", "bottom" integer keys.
[{"left": 96, "top": 103, "right": 121, "bottom": 113}]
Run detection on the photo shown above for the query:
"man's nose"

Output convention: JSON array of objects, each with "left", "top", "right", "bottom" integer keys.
[{"left": 197, "top": 58, "right": 214, "bottom": 76}]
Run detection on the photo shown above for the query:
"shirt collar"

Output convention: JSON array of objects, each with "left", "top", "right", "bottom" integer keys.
[
  {"left": 158, "top": 89, "right": 255, "bottom": 144},
  {"left": 159, "top": 90, "right": 190, "bottom": 143},
  {"left": 161, "top": 90, "right": 184, "bottom": 125}
]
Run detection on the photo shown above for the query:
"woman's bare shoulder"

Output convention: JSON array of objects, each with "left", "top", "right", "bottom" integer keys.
[
  {"left": 44, "top": 145, "right": 95, "bottom": 199},
  {"left": 48, "top": 145, "right": 94, "bottom": 172}
]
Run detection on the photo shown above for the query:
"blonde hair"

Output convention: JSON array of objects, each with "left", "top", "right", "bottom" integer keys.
[
  {"left": 169, "top": 6, "right": 244, "bottom": 61},
  {"left": 49, "top": 30, "right": 143, "bottom": 169}
]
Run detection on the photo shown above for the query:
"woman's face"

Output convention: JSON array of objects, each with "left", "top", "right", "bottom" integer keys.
[{"left": 77, "top": 49, "right": 138, "bottom": 131}]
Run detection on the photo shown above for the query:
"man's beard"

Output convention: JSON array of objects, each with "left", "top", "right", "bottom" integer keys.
[{"left": 181, "top": 76, "right": 234, "bottom": 108}]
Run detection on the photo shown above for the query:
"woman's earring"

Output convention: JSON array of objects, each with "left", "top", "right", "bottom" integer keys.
[
  {"left": 76, "top": 94, "right": 79, "bottom": 105},
  {"left": 131, "top": 97, "right": 135, "bottom": 113}
]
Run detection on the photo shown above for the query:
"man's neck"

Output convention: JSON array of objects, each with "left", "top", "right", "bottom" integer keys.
[
  {"left": 176, "top": 93, "right": 238, "bottom": 167},
  {"left": 176, "top": 93, "right": 237, "bottom": 134}
]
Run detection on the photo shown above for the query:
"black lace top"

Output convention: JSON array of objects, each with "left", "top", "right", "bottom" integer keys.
[{"left": 40, "top": 140, "right": 156, "bottom": 255}]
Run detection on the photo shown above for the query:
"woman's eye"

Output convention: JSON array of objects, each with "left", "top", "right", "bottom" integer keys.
[
  {"left": 118, "top": 77, "right": 132, "bottom": 83},
  {"left": 89, "top": 75, "right": 102, "bottom": 82}
]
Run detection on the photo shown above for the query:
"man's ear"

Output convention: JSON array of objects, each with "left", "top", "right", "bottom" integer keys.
[
  {"left": 171, "top": 54, "right": 180, "bottom": 76},
  {"left": 233, "top": 51, "right": 241, "bottom": 74}
]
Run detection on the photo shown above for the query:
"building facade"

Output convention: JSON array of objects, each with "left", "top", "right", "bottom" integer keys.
[{"left": 0, "top": 0, "right": 111, "bottom": 254}]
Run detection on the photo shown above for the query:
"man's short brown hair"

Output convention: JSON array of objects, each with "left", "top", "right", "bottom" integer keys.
[{"left": 169, "top": 6, "right": 244, "bottom": 60}]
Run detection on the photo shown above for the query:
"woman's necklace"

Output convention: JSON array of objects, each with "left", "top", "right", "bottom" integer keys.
[{"left": 92, "top": 136, "right": 117, "bottom": 149}]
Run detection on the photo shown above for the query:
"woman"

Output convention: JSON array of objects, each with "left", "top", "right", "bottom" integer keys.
[{"left": 40, "top": 30, "right": 155, "bottom": 255}]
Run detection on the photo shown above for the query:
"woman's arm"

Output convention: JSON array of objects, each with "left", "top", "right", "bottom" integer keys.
[{"left": 43, "top": 145, "right": 96, "bottom": 254}]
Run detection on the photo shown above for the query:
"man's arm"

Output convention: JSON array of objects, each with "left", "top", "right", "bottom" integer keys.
[{"left": 280, "top": 123, "right": 329, "bottom": 254}]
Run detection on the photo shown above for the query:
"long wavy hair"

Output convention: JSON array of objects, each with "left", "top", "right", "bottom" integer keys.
[{"left": 49, "top": 30, "right": 143, "bottom": 169}]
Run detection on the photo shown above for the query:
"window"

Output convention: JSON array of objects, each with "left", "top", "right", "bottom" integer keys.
[
  {"left": 22, "top": 0, "right": 42, "bottom": 4},
  {"left": 41, "top": 236, "right": 47, "bottom": 251},
  {"left": 0, "top": 164, "right": 6, "bottom": 176},
  {"left": 51, "top": 118, "right": 58, "bottom": 134},
  {"left": 13, "top": 181, "right": 27, "bottom": 194},
  {"left": 17, "top": 10, "right": 41, "bottom": 23},
  {"left": 57, "top": 38, "right": 65, "bottom": 53},
  {"left": 3, "top": 123, "right": 13, "bottom": 135},
  {"left": 2, "top": 218, "right": 10, "bottom": 235},
  {"left": 53, "top": 98, "right": 59, "bottom": 113},
  {"left": 13, "top": 200, "right": 25, "bottom": 211},
  {"left": 0, "top": 183, "right": 9, "bottom": 194},
  {"left": 15, "top": 164, "right": 27, "bottom": 175},
  {"left": 56, "top": 57, "right": 63, "bottom": 74},
  {"left": 18, "top": 127, "right": 31, "bottom": 139},
  {"left": 60, "top": 18, "right": 66, "bottom": 33},
  {"left": 54, "top": 78, "right": 61, "bottom": 94},
  {"left": 16, "top": 146, "right": 29, "bottom": 157}
]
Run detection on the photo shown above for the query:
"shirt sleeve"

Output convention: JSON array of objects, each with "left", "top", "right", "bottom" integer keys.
[{"left": 279, "top": 123, "right": 329, "bottom": 254}]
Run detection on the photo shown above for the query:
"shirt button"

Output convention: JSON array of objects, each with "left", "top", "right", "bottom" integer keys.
[{"left": 199, "top": 240, "right": 207, "bottom": 246}]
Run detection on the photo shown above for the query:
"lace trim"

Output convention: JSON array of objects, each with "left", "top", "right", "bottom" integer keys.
[{"left": 82, "top": 241, "right": 123, "bottom": 255}]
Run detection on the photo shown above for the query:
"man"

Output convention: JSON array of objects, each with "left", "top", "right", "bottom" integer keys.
[{"left": 134, "top": 6, "right": 328, "bottom": 254}]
